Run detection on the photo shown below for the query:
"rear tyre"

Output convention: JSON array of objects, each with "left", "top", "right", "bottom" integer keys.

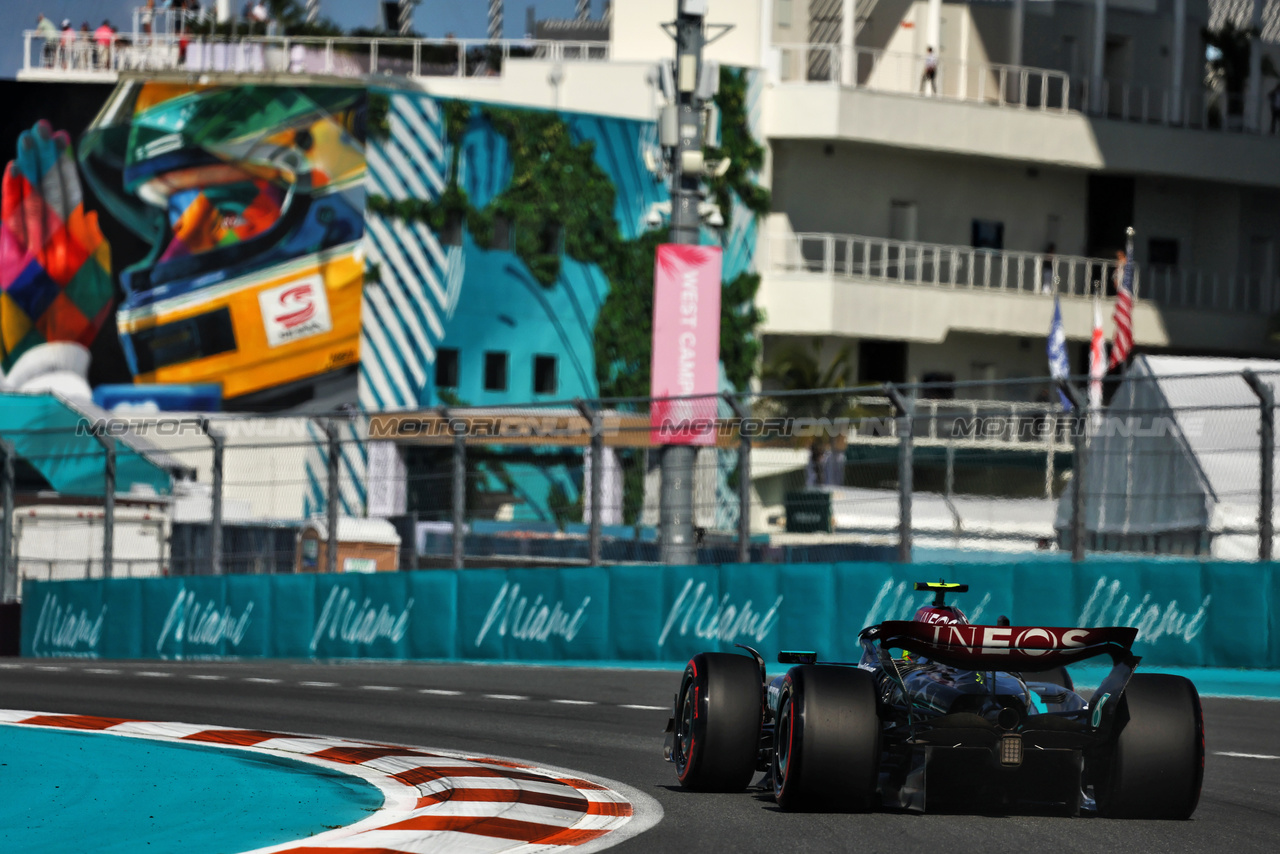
[
  {"left": 773, "top": 665, "right": 880, "bottom": 812},
  {"left": 1092, "top": 674, "right": 1204, "bottom": 819},
  {"left": 672, "top": 652, "right": 763, "bottom": 791}
]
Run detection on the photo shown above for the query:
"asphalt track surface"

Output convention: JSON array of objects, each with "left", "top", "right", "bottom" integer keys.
[{"left": 2, "top": 659, "right": 1277, "bottom": 854}]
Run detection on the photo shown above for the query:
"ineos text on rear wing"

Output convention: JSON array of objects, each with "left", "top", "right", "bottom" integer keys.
[{"left": 871, "top": 622, "right": 1139, "bottom": 671}]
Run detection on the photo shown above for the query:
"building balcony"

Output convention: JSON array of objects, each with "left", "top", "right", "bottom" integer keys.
[
  {"left": 19, "top": 31, "right": 609, "bottom": 82},
  {"left": 766, "top": 44, "right": 1280, "bottom": 189},
  {"left": 758, "top": 230, "right": 1280, "bottom": 355}
]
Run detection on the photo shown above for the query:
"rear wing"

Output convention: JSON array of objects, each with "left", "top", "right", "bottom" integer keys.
[{"left": 870, "top": 621, "right": 1139, "bottom": 671}]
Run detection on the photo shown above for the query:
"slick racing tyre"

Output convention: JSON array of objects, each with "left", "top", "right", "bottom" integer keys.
[
  {"left": 673, "top": 652, "right": 763, "bottom": 791},
  {"left": 1092, "top": 674, "right": 1205, "bottom": 819},
  {"left": 773, "top": 665, "right": 880, "bottom": 812}
]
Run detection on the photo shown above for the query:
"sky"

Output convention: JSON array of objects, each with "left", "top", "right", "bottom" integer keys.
[{"left": 4, "top": 0, "right": 593, "bottom": 79}]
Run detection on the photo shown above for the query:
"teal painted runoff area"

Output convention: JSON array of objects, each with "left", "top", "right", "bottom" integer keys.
[
  {"left": 0, "top": 725, "right": 381, "bottom": 854},
  {"left": 20, "top": 558, "right": 1280, "bottom": 671}
]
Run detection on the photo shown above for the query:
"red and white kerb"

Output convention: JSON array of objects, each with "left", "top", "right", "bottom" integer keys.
[{"left": 0, "top": 710, "right": 636, "bottom": 853}]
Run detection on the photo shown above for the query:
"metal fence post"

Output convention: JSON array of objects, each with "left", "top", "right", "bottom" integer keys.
[
  {"left": 1071, "top": 409, "right": 1087, "bottom": 561},
  {"left": 325, "top": 420, "right": 340, "bottom": 575},
  {"left": 0, "top": 439, "right": 15, "bottom": 602},
  {"left": 93, "top": 434, "right": 116, "bottom": 579},
  {"left": 724, "top": 394, "right": 752, "bottom": 564},
  {"left": 1244, "top": 370, "right": 1274, "bottom": 561},
  {"left": 452, "top": 422, "right": 466, "bottom": 570},
  {"left": 200, "top": 418, "right": 224, "bottom": 575},
  {"left": 1053, "top": 379, "right": 1088, "bottom": 561},
  {"left": 575, "top": 400, "right": 603, "bottom": 566},
  {"left": 884, "top": 383, "right": 913, "bottom": 563}
]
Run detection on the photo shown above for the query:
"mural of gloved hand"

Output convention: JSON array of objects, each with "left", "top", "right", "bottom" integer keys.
[{"left": 0, "top": 120, "right": 113, "bottom": 376}]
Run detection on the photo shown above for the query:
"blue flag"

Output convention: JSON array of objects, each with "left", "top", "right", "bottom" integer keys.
[{"left": 1048, "top": 297, "right": 1072, "bottom": 410}]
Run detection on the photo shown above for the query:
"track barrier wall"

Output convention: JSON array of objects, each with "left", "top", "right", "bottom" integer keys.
[{"left": 19, "top": 560, "right": 1278, "bottom": 669}]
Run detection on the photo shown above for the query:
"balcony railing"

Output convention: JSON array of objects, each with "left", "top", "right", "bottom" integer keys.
[
  {"left": 774, "top": 43, "right": 1278, "bottom": 137},
  {"left": 21, "top": 31, "right": 608, "bottom": 79},
  {"left": 768, "top": 231, "right": 1280, "bottom": 314}
]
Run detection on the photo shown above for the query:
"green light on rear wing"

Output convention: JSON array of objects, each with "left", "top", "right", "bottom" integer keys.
[{"left": 914, "top": 582, "right": 969, "bottom": 592}]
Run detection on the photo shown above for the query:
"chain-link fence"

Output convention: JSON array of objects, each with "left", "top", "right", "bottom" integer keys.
[{"left": 2, "top": 365, "right": 1277, "bottom": 597}]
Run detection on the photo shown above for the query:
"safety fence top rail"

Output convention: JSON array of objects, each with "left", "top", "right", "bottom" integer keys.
[
  {"left": 769, "top": 230, "right": 1280, "bottom": 314},
  {"left": 21, "top": 30, "right": 610, "bottom": 78}
]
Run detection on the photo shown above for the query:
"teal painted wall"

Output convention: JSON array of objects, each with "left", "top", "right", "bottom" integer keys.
[{"left": 21, "top": 560, "right": 1251, "bottom": 667}]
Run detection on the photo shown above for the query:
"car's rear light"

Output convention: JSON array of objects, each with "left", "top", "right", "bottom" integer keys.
[{"left": 999, "top": 734, "right": 1023, "bottom": 767}]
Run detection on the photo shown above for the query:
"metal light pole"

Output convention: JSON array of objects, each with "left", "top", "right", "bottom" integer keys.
[{"left": 658, "top": 0, "right": 709, "bottom": 565}]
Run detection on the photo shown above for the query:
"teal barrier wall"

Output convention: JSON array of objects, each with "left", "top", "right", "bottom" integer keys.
[{"left": 20, "top": 560, "right": 1263, "bottom": 668}]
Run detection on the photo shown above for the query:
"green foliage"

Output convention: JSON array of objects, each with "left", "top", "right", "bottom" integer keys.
[
  {"left": 367, "top": 85, "right": 769, "bottom": 397},
  {"left": 593, "top": 229, "right": 668, "bottom": 399},
  {"left": 761, "top": 338, "right": 858, "bottom": 420},
  {"left": 705, "top": 67, "right": 771, "bottom": 232},
  {"left": 719, "top": 272, "right": 763, "bottom": 392},
  {"left": 367, "top": 92, "right": 391, "bottom": 142}
]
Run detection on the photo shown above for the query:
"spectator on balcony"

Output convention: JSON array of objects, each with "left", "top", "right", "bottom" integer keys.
[
  {"left": 76, "top": 22, "right": 92, "bottom": 68},
  {"left": 920, "top": 46, "right": 938, "bottom": 96},
  {"left": 141, "top": 1, "right": 155, "bottom": 35},
  {"left": 1041, "top": 243, "right": 1056, "bottom": 294},
  {"left": 58, "top": 19, "right": 74, "bottom": 67},
  {"left": 94, "top": 20, "right": 115, "bottom": 68},
  {"left": 35, "top": 14, "right": 58, "bottom": 66}
]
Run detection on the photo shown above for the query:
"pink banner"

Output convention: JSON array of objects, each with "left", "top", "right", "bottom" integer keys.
[{"left": 650, "top": 244, "right": 722, "bottom": 445}]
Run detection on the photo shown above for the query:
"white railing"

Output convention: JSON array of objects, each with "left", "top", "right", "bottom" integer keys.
[
  {"left": 776, "top": 43, "right": 1071, "bottom": 113},
  {"left": 774, "top": 42, "right": 1280, "bottom": 138},
  {"left": 769, "top": 231, "right": 1280, "bottom": 314},
  {"left": 22, "top": 31, "right": 609, "bottom": 78}
]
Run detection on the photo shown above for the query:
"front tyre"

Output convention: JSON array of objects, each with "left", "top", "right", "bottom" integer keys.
[
  {"left": 1092, "top": 674, "right": 1205, "bottom": 819},
  {"left": 672, "top": 652, "right": 762, "bottom": 791},
  {"left": 773, "top": 665, "right": 880, "bottom": 811}
]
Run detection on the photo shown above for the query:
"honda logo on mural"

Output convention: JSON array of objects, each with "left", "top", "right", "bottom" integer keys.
[{"left": 259, "top": 275, "right": 332, "bottom": 347}]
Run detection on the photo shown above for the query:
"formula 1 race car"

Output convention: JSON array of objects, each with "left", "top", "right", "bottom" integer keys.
[{"left": 663, "top": 581, "right": 1204, "bottom": 817}]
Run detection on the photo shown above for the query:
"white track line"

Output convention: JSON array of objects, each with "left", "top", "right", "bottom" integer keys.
[
  {"left": 551, "top": 699, "right": 597, "bottom": 705},
  {"left": 420, "top": 688, "right": 462, "bottom": 695},
  {"left": 617, "top": 704, "right": 667, "bottom": 711},
  {"left": 299, "top": 681, "right": 338, "bottom": 688},
  {"left": 189, "top": 675, "right": 225, "bottom": 681},
  {"left": 360, "top": 686, "right": 400, "bottom": 691},
  {"left": 484, "top": 694, "right": 529, "bottom": 700},
  {"left": 244, "top": 677, "right": 281, "bottom": 684},
  {"left": 1215, "top": 751, "right": 1280, "bottom": 760}
]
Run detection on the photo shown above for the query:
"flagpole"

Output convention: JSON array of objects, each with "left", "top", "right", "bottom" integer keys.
[{"left": 1124, "top": 226, "right": 1136, "bottom": 300}]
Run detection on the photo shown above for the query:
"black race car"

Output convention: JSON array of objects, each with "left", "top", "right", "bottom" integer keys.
[{"left": 663, "top": 581, "right": 1204, "bottom": 817}]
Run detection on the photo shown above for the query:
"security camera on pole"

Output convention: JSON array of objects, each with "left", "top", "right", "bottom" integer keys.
[{"left": 652, "top": 1, "right": 732, "bottom": 565}]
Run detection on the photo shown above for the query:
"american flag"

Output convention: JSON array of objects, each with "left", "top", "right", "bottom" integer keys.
[
  {"left": 1090, "top": 294, "right": 1106, "bottom": 413},
  {"left": 1109, "top": 250, "right": 1134, "bottom": 370}
]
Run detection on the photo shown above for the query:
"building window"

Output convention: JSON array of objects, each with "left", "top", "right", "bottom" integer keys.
[
  {"left": 1148, "top": 238, "right": 1179, "bottom": 268},
  {"left": 484, "top": 351, "right": 508, "bottom": 392},
  {"left": 533, "top": 354, "right": 558, "bottom": 395},
  {"left": 436, "top": 348, "right": 460, "bottom": 388},
  {"left": 971, "top": 219, "right": 1005, "bottom": 250},
  {"left": 493, "top": 216, "right": 514, "bottom": 251},
  {"left": 777, "top": 0, "right": 792, "bottom": 28},
  {"left": 440, "top": 212, "right": 463, "bottom": 247}
]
